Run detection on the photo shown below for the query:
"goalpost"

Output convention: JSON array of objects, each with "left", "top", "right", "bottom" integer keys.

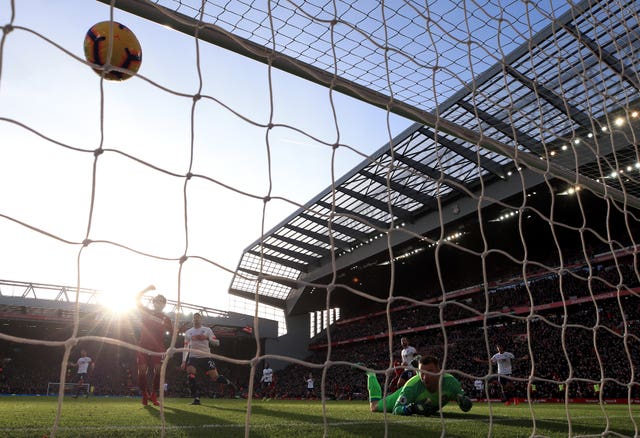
[{"left": 1, "top": 0, "right": 640, "bottom": 437}]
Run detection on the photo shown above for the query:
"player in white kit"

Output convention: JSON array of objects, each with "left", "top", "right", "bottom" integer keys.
[
  {"left": 181, "top": 313, "right": 238, "bottom": 405},
  {"left": 397, "top": 337, "right": 419, "bottom": 388},
  {"left": 475, "top": 344, "right": 527, "bottom": 404},
  {"left": 260, "top": 362, "right": 275, "bottom": 400},
  {"left": 69, "top": 349, "right": 93, "bottom": 398}
]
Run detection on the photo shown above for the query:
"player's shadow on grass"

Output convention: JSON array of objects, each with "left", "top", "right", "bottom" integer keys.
[
  {"left": 141, "top": 403, "right": 242, "bottom": 437},
  {"left": 195, "top": 403, "right": 248, "bottom": 413},
  {"left": 144, "top": 403, "right": 289, "bottom": 438},
  {"left": 245, "top": 404, "right": 433, "bottom": 437},
  {"left": 438, "top": 411, "right": 636, "bottom": 437}
]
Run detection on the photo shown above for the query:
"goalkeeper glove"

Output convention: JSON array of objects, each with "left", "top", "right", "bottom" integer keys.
[
  {"left": 457, "top": 395, "right": 472, "bottom": 412},
  {"left": 405, "top": 401, "right": 437, "bottom": 416},
  {"left": 404, "top": 403, "right": 421, "bottom": 415}
]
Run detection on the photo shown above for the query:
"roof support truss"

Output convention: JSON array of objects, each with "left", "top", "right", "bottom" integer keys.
[
  {"left": 337, "top": 186, "right": 413, "bottom": 220},
  {"left": 284, "top": 224, "right": 352, "bottom": 251},
  {"left": 271, "top": 234, "right": 332, "bottom": 258},
  {"left": 359, "top": 170, "right": 439, "bottom": 210},
  {"left": 300, "top": 213, "right": 370, "bottom": 243},
  {"left": 247, "top": 249, "right": 308, "bottom": 273},
  {"left": 505, "top": 65, "right": 592, "bottom": 128}
]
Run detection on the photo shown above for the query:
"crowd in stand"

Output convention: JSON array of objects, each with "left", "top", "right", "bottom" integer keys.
[
  {"left": 263, "top": 305, "right": 639, "bottom": 401},
  {"left": 312, "top": 260, "right": 639, "bottom": 346},
  {"left": 267, "top": 252, "right": 640, "bottom": 401}
]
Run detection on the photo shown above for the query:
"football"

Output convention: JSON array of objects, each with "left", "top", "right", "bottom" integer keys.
[{"left": 83, "top": 21, "right": 142, "bottom": 81}]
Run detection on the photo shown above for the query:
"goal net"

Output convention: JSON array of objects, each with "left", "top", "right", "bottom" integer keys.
[{"left": 1, "top": 0, "right": 639, "bottom": 436}]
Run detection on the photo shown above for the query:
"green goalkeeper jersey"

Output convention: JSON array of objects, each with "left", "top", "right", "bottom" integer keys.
[{"left": 375, "top": 373, "right": 463, "bottom": 415}]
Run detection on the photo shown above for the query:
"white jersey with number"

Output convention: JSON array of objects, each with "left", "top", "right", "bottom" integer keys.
[
  {"left": 76, "top": 356, "right": 92, "bottom": 374},
  {"left": 401, "top": 346, "right": 418, "bottom": 369},
  {"left": 491, "top": 352, "right": 515, "bottom": 375},
  {"left": 184, "top": 326, "right": 217, "bottom": 359},
  {"left": 261, "top": 367, "right": 273, "bottom": 383},
  {"left": 474, "top": 379, "right": 484, "bottom": 391}
]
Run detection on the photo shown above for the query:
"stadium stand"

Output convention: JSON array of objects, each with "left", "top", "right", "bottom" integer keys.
[
  {"left": 0, "top": 286, "right": 275, "bottom": 398},
  {"left": 268, "top": 239, "right": 640, "bottom": 402}
]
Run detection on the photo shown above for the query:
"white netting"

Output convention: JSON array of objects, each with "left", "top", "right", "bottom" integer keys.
[{"left": 1, "top": 0, "right": 640, "bottom": 436}]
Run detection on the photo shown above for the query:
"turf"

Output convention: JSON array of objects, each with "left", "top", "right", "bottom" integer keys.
[{"left": 0, "top": 397, "right": 638, "bottom": 437}]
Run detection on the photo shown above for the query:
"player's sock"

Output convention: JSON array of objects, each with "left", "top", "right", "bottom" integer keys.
[
  {"left": 499, "top": 385, "right": 508, "bottom": 402},
  {"left": 188, "top": 373, "right": 199, "bottom": 399},
  {"left": 217, "top": 375, "right": 240, "bottom": 397},
  {"left": 216, "top": 375, "right": 233, "bottom": 386},
  {"left": 153, "top": 373, "right": 161, "bottom": 395},
  {"left": 367, "top": 373, "right": 382, "bottom": 402},
  {"left": 138, "top": 372, "right": 148, "bottom": 398},
  {"left": 151, "top": 374, "right": 161, "bottom": 405}
]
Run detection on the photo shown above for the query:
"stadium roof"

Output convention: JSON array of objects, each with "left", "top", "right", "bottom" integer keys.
[
  {"left": 0, "top": 279, "right": 278, "bottom": 339},
  {"left": 107, "top": 0, "right": 640, "bottom": 314}
]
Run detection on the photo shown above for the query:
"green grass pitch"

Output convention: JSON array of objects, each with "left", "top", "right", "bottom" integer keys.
[{"left": 0, "top": 397, "right": 638, "bottom": 437}]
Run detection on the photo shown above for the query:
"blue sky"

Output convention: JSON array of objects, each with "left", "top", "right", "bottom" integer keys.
[{"left": 0, "top": 0, "right": 411, "bottom": 311}]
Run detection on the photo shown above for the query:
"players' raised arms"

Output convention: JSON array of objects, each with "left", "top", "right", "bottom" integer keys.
[
  {"left": 473, "top": 352, "right": 529, "bottom": 363},
  {"left": 135, "top": 285, "right": 157, "bottom": 306}
]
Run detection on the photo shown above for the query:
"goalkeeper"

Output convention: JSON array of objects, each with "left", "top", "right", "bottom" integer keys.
[{"left": 365, "top": 355, "right": 472, "bottom": 416}]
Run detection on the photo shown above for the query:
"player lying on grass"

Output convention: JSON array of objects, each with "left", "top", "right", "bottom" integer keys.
[{"left": 365, "top": 355, "right": 472, "bottom": 415}]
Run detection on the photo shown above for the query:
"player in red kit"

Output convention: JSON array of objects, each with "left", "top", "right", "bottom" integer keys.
[{"left": 136, "top": 285, "right": 172, "bottom": 406}]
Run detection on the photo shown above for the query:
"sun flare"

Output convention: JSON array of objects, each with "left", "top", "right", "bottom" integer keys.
[{"left": 99, "top": 289, "right": 137, "bottom": 314}]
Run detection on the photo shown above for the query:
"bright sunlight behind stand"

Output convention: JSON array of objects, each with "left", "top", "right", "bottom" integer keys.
[{"left": 98, "top": 288, "right": 138, "bottom": 314}]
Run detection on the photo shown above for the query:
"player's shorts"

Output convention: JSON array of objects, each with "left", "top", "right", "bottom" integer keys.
[
  {"left": 492, "top": 373, "right": 511, "bottom": 384},
  {"left": 75, "top": 372, "right": 88, "bottom": 383},
  {"left": 187, "top": 356, "right": 217, "bottom": 373},
  {"left": 261, "top": 381, "right": 273, "bottom": 390},
  {"left": 137, "top": 351, "right": 163, "bottom": 368}
]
